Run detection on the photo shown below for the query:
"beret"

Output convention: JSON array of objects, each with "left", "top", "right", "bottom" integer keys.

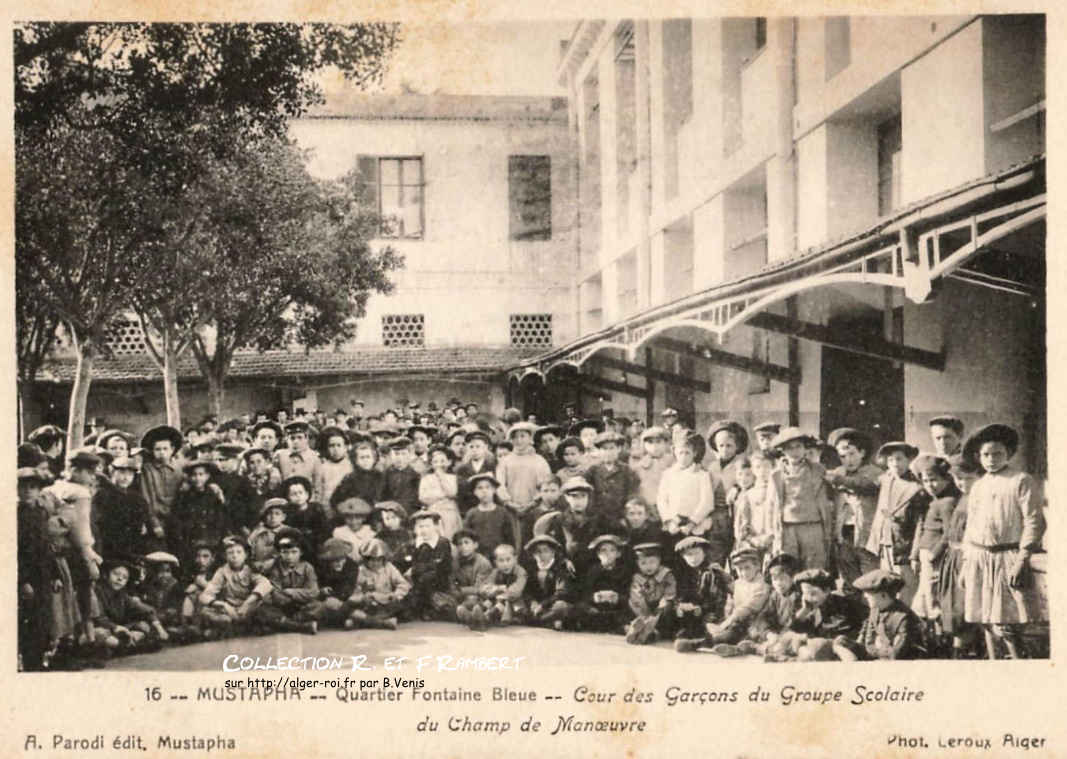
[
  {"left": 319, "top": 538, "right": 353, "bottom": 561},
  {"left": 853, "top": 569, "right": 906, "bottom": 595},
  {"left": 674, "top": 535, "right": 711, "bottom": 553},
  {"left": 794, "top": 568, "right": 834, "bottom": 590},
  {"left": 560, "top": 476, "right": 593, "bottom": 493},
  {"left": 766, "top": 553, "right": 800, "bottom": 574}
]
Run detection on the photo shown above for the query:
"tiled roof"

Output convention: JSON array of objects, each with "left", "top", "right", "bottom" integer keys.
[
  {"left": 305, "top": 93, "right": 568, "bottom": 122},
  {"left": 36, "top": 346, "right": 542, "bottom": 385}
]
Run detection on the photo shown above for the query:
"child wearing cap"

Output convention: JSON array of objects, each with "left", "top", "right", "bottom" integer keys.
[
  {"left": 174, "top": 461, "right": 229, "bottom": 569},
  {"left": 672, "top": 536, "right": 731, "bottom": 651},
  {"left": 478, "top": 544, "right": 527, "bottom": 626},
  {"left": 453, "top": 530, "right": 494, "bottom": 630},
  {"left": 826, "top": 427, "right": 883, "bottom": 586},
  {"left": 91, "top": 561, "right": 169, "bottom": 655},
  {"left": 381, "top": 438, "right": 421, "bottom": 515},
  {"left": 332, "top": 498, "right": 376, "bottom": 561},
  {"left": 576, "top": 533, "right": 631, "bottom": 636},
  {"left": 523, "top": 535, "right": 574, "bottom": 630},
  {"left": 454, "top": 431, "right": 497, "bottom": 516},
  {"left": 314, "top": 426, "right": 354, "bottom": 512},
  {"left": 908, "top": 454, "right": 960, "bottom": 644},
  {"left": 255, "top": 528, "right": 323, "bottom": 635},
  {"left": 407, "top": 511, "right": 455, "bottom": 622},
  {"left": 330, "top": 441, "right": 385, "bottom": 515},
  {"left": 248, "top": 498, "right": 290, "bottom": 573},
  {"left": 282, "top": 476, "right": 329, "bottom": 554},
  {"left": 755, "top": 553, "right": 801, "bottom": 640},
  {"left": 865, "top": 442, "right": 929, "bottom": 605},
  {"left": 960, "top": 424, "right": 1046, "bottom": 659},
  {"left": 347, "top": 539, "right": 411, "bottom": 630},
  {"left": 536, "top": 477, "right": 609, "bottom": 577},
  {"left": 587, "top": 432, "right": 641, "bottom": 527},
  {"left": 317, "top": 538, "right": 360, "bottom": 628},
  {"left": 626, "top": 542, "right": 676, "bottom": 645},
  {"left": 702, "top": 547, "right": 771, "bottom": 650},
  {"left": 630, "top": 426, "right": 675, "bottom": 513},
  {"left": 521, "top": 476, "right": 565, "bottom": 542},
  {"left": 370, "top": 501, "right": 414, "bottom": 573},
  {"left": 788, "top": 568, "right": 865, "bottom": 641},
  {"left": 100, "top": 456, "right": 152, "bottom": 562},
  {"left": 418, "top": 446, "right": 461, "bottom": 539},
  {"left": 462, "top": 473, "right": 517, "bottom": 559},
  {"left": 835, "top": 569, "right": 924, "bottom": 661},
  {"left": 554, "top": 437, "right": 588, "bottom": 483},
  {"left": 141, "top": 552, "right": 184, "bottom": 636},
  {"left": 241, "top": 448, "right": 282, "bottom": 527},
  {"left": 706, "top": 420, "right": 750, "bottom": 496},
  {"left": 768, "top": 428, "right": 834, "bottom": 573}
]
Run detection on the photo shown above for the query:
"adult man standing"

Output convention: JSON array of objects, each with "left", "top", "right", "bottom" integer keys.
[{"left": 928, "top": 416, "right": 965, "bottom": 457}]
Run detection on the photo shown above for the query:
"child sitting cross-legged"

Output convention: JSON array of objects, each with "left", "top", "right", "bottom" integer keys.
[
  {"left": 198, "top": 535, "right": 272, "bottom": 639},
  {"left": 406, "top": 510, "right": 455, "bottom": 622},
  {"left": 91, "top": 560, "right": 169, "bottom": 656},
  {"left": 345, "top": 538, "right": 410, "bottom": 630},
  {"left": 453, "top": 529, "right": 494, "bottom": 631},
  {"left": 522, "top": 535, "right": 574, "bottom": 631},
  {"left": 317, "top": 538, "right": 360, "bottom": 628},
  {"left": 478, "top": 544, "right": 527, "bottom": 626},
  {"left": 699, "top": 546, "right": 771, "bottom": 655},
  {"left": 575, "top": 535, "right": 632, "bottom": 634},
  {"left": 672, "top": 536, "right": 731, "bottom": 652},
  {"left": 175, "top": 540, "right": 218, "bottom": 642},
  {"left": 140, "top": 552, "right": 185, "bottom": 640},
  {"left": 254, "top": 527, "right": 323, "bottom": 635},
  {"left": 625, "top": 541, "right": 676, "bottom": 645},
  {"left": 833, "top": 569, "right": 925, "bottom": 661}
]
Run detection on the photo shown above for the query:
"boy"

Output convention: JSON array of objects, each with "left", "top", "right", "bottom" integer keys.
[
  {"left": 371, "top": 501, "right": 414, "bottom": 573},
  {"left": 789, "top": 568, "right": 865, "bottom": 640},
  {"left": 454, "top": 529, "right": 494, "bottom": 630},
  {"left": 330, "top": 440, "right": 385, "bottom": 511},
  {"left": 865, "top": 441, "right": 928, "bottom": 605},
  {"left": 835, "top": 569, "right": 924, "bottom": 661},
  {"left": 315, "top": 426, "right": 354, "bottom": 512},
  {"left": 317, "top": 538, "right": 360, "bottom": 628},
  {"left": 255, "top": 527, "right": 322, "bottom": 635},
  {"left": 494, "top": 440, "right": 513, "bottom": 462},
  {"left": 248, "top": 498, "right": 289, "bottom": 573},
  {"left": 381, "top": 437, "right": 421, "bottom": 515},
  {"left": 212, "top": 444, "right": 258, "bottom": 535},
  {"left": 732, "top": 451, "right": 778, "bottom": 558},
  {"left": 522, "top": 476, "right": 565, "bottom": 541},
  {"left": 455, "top": 431, "right": 496, "bottom": 516},
  {"left": 478, "top": 544, "right": 527, "bottom": 626},
  {"left": 91, "top": 560, "right": 169, "bottom": 655},
  {"left": 408, "top": 425, "right": 435, "bottom": 475},
  {"left": 179, "top": 540, "right": 217, "bottom": 638},
  {"left": 407, "top": 510, "right": 455, "bottom": 621},
  {"left": 536, "top": 476, "right": 608, "bottom": 577},
  {"left": 703, "top": 546, "right": 770, "bottom": 648},
  {"left": 555, "top": 437, "right": 587, "bottom": 482},
  {"left": 575, "top": 535, "right": 632, "bottom": 633},
  {"left": 138, "top": 425, "right": 185, "bottom": 553},
  {"left": 332, "top": 497, "right": 376, "bottom": 560},
  {"left": 346, "top": 539, "right": 410, "bottom": 630},
  {"left": 626, "top": 541, "right": 676, "bottom": 645},
  {"left": 757, "top": 553, "right": 801, "bottom": 638},
  {"left": 522, "top": 535, "right": 574, "bottom": 630},
  {"left": 496, "top": 422, "right": 552, "bottom": 530},
  {"left": 672, "top": 536, "right": 731, "bottom": 652},
  {"left": 569, "top": 419, "right": 603, "bottom": 469},
  {"left": 826, "top": 427, "right": 883, "bottom": 585},
  {"left": 630, "top": 426, "right": 675, "bottom": 514},
  {"left": 462, "top": 473, "right": 516, "bottom": 558},
  {"left": 533, "top": 425, "right": 563, "bottom": 470},
  {"left": 250, "top": 421, "right": 283, "bottom": 459},
  {"left": 281, "top": 476, "right": 328, "bottom": 552},
  {"left": 99, "top": 456, "right": 151, "bottom": 562},
  {"left": 141, "top": 551, "right": 183, "bottom": 634},
  {"left": 241, "top": 447, "right": 282, "bottom": 530},
  {"left": 174, "top": 460, "right": 229, "bottom": 569},
  {"left": 276, "top": 421, "right": 323, "bottom": 502},
  {"left": 587, "top": 431, "right": 640, "bottom": 527},
  {"left": 769, "top": 427, "right": 834, "bottom": 572}
]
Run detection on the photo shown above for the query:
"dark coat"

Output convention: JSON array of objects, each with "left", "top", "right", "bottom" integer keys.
[
  {"left": 329, "top": 468, "right": 384, "bottom": 511},
  {"left": 580, "top": 561, "right": 631, "bottom": 610},
  {"left": 524, "top": 560, "right": 575, "bottom": 606},
  {"left": 317, "top": 557, "right": 360, "bottom": 601},
  {"left": 587, "top": 463, "right": 641, "bottom": 525},
  {"left": 381, "top": 467, "right": 420, "bottom": 513},
  {"left": 857, "top": 598, "right": 925, "bottom": 659},
  {"left": 410, "top": 538, "right": 453, "bottom": 593},
  {"left": 95, "top": 484, "right": 151, "bottom": 561},
  {"left": 790, "top": 592, "right": 865, "bottom": 639}
]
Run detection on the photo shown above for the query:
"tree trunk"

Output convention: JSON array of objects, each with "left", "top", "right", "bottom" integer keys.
[
  {"left": 162, "top": 328, "right": 182, "bottom": 429},
  {"left": 17, "top": 380, "right": 27, "bottom": 442},
  {"left": 206, "top": 369, "right": 225, "bottom": 420},
  {"left": 66, "top": 336, "right": 95, "bottom": 453}
]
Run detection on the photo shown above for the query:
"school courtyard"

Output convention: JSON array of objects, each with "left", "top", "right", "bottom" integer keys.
[{"left": 111, "top": 622, "right": 732, "bottom": 671}]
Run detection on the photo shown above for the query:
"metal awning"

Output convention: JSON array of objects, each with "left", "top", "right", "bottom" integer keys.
[{"left": 510, "top": 155, "right": 1044, "bottom": 384}]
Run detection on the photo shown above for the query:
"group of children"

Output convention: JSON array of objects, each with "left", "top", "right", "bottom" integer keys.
[{"left": 17, "top": 400, "right": 1047, "bottom": 670}]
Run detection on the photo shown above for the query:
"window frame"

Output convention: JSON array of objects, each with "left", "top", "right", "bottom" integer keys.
[{"left": 378, "top": 156, "right": 425, "bottom": 240}]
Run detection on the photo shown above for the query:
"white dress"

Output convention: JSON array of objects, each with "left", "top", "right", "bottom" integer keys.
[{"left": 419, "top": 472, "right": 462, "bottom": 540}]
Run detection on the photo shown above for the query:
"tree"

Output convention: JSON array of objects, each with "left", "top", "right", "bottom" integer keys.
[{"left": 15, "top": 22, "right": 400, "bottom": 447}]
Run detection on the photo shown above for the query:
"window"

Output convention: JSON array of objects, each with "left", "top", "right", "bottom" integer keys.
[
  {"left": 356, "top": 156, "right": 423, "bottom": 238},
  {"left": 510, "top": 314, "right": 553, "bottom": 348},
  {"left": 382, "top": 314, "right": 425, "bottom": 348},
  {"left": 825, "top": 17, "right": 851, "bottom": 80},
  {"left": 508, "top": 156, "right": 552, "bottom": 241},
  {"left": 878, "top": 115, "right": 903, "bottom": 216},
  {"left": 105, "top": 318, "right": 147, "bottom": 355},
  {"left": 755, "top": 17, "right": 767, "bottom": 50}
]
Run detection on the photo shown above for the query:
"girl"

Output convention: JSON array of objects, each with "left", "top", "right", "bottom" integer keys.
[
  {"left": 960, "top": 424, "right": 1046, "bottom": 659},
  {"left": 555, "top": 437, "right": 587, "bottom": 482},
  {"left": 418, "top": 445, "right": 461, "bottom": 539},
  {"left": 656, "top": 432, "right": 714, "bottom": 561},
  {"left": 907, "top": 454, "right": 960, "bottom": 648},
  {"left": 314, "top": 426, "right": 353, "bottom": 515},
  {"left": 330, "top": 441, "right": 385, "bottom": 513}
]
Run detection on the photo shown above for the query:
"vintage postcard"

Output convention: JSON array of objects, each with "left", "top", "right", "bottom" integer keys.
[{"left": 3, "top": 0, "right": 1063, "bottom": 756}]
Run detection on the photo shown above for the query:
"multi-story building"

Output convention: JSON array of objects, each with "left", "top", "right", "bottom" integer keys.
[
  {"left": 30, "top": 93, "right": 578, "bottom": 430},
  {"left": 510, "top": 14, "right": 1046, "bottom": 473}
]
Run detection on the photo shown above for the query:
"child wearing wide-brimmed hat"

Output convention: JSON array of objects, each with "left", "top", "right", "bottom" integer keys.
[
  {"left": 865, "top": 441, "right": 928, "bottom": 606},
  {"left": 768, "top": 427, "right": 834, "bottom": 573}
]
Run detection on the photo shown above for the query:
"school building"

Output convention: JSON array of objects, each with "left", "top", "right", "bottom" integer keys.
[
  {"left": 28, "top": 93, "right": 579, "bottom": 431},
  {"left": 507, "top": 15, "right": 1046, "bottom": 473}
]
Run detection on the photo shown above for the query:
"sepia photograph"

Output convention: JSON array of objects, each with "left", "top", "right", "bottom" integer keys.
[{"left": 8, "top": 4, "right": 1057, "bottom": 756}]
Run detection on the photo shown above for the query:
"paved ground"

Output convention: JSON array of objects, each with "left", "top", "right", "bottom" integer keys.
[{"left": 111, "top": 622, "right": 756, "bottom": 671}]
